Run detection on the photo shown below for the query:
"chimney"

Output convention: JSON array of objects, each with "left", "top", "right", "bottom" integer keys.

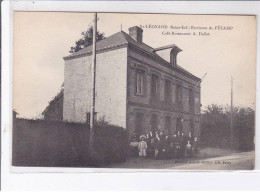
[
  {"left": 170, "top": 46, "right": 182, "bottom": 67},
  {"left": 129, "top": 26, "right": 143, "bottom": 42}
]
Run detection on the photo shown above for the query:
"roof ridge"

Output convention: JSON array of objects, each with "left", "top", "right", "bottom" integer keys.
[{"left": 66, "top": 31, "right": 128, "bottom": 58}]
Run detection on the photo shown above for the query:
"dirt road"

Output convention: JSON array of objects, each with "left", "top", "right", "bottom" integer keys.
[
  {"left": 109, "top": 148, "right": 254, "bottom": 170},
  {"left": 171, "top": 151, "right": 254, "bottom": 170}
]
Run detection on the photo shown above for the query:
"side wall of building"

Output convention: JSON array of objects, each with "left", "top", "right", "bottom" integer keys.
[
  {"left": 63, "top": 47, "right": 128, "bottom": 128},
  {"left": 126, "top": 46, "right": 201, "bottom": 139},
  {"left": 95, "top": 48, "right": 128, "bottom": 128},
  {"left": 63, "top": 56, "right": 90, "bottom": 123}
]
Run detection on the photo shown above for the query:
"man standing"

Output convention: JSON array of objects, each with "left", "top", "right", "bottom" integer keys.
[{"left": 180, "top": 132, "right": 187, "bottom": 158}]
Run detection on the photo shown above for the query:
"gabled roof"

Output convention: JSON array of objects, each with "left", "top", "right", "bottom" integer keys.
[
  {"left": 64, "top": 31, "right": 156, "bottom": 59},
  {"left": 64, "top": 30, "right": 200, "bottom": 81}
]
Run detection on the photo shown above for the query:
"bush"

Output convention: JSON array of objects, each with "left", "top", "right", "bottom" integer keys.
[
  {"left": 200, "top": 104, "right": 255, "bottom": 150},
  {"left": 94, "top": 126, "right": 127, "bottom": 165},
  {"left": 12, "top": 118, "right": 127, "bottom": 167}
]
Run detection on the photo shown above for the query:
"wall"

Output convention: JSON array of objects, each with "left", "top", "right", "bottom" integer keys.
[
  {"left": 63, "top": 55, "right": 91, "bottom": 123},
  {"left": 63, "top": 47, "right": 128, "bottom": 128},
  {"left": 95, "top": 48, "right": 128, "bottom": 128}
]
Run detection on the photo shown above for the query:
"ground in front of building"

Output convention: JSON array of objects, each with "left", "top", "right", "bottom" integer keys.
[{"left": 108, "top": 148, "right": 254, "bottom": 170}]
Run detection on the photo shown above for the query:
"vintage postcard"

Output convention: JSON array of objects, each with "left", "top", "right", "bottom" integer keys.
[{"left": 12, "top": 12, "right": 256, "bottom": 170}]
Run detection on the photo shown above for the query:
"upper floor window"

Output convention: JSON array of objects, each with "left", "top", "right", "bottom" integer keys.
[
  {"left": 189, "top": 88, "right": 195, "bottom": 113},
  {"left": 136, "top": 69, "right": 145, "bottom": 95},
  {"left": 151, "top": 74, "right": 159, "bottom": 99},
  {"left": 176, "top": 84, "right": 182, "bottom": 104},
  {"left": 164, "top": 79, "right": 172, "bottom": 103}
]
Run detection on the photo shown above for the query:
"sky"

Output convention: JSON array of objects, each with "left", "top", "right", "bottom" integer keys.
[{"left": 13, "top": 12, "right": 256, "bottom": 118}]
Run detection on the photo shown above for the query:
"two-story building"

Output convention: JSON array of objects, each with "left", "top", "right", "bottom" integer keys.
[{"left": 63, "top": 26, "right": 201, "bottom": 139}]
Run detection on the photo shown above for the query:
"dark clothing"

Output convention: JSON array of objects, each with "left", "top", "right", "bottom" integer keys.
[
  {"left": 146, "top": 136, "right": 151, "bottom": 149},
  {"left": 147, "top": 137, "right": 155, "bottom": 158},
  {"left": 158, "top": 136, "right": 168, "bottom": 159},
  {"left": 168, "top": 142, "right": 175, "bottom": 159},
  {"left": 193, "top": 139, "right": 199, "bottom": 155},
  {"left": 129, "top": 141, "right": 139, "bottom": 157},
  {"left": 180, "top": 135, "right": 187, "bottom": 157},
  {"left": 186, "top": 141, "right": 193, "bottom": 158},
  {"left": 173, "top": 136, "right": 181, "bottom": 158},
  {"left": 165, "top": 137, "right": 172, "bottom": 159},
  {"left": 187, "top": 136, "right": 193, "bottom": 146}
]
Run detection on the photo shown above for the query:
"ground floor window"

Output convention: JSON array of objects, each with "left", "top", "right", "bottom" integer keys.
[
  {"left": 165, "top": 116, "right": 172, "bottom": 135},
  {"left": 176, "top": 117, "right": 183, "bottom": 133},
  {"left": 151, "top": 114, "right": 159, "bottom": 131},
  {"left": 135, "top": 112, "right": 144, "bottom": 137}
]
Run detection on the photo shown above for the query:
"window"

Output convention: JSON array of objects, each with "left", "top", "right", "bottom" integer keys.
[
  {"left": 189, "top": 88, "right": 195, "bottom": 113},
  {"left": 135, "top": 112, "right": 144, "bottom": 137},
  {"left": 151, "top": 114, "right": 159, "bottom": 131},
  {"left": 151, "top": 74, "right": 159, "bottom": 99},
  {"left": 176, "top": 84, "right": 182, "bottom": 105},
  {"left": 164, "top": 79, "right": 172, "bottom": 103},
  {"left": 190, "top": 119, "right": 194, "bottom": 138},
  {"left": 165, "top": 116, "right": 172, "bottom": 135},
  {"left": 176, "top": 117, "right": 183, "bottom": 133},
  {"left": 136, "top": 70, "right": 145, "bottom": 95}
]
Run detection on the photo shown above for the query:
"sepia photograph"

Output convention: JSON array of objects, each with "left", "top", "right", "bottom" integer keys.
[{"left": 12, "top": 12, "right": 256, "bottom": 170}]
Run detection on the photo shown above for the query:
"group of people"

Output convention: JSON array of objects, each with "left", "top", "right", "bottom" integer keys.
[{"left": 129, "top": 130, "right": 199, "bottom": 159}]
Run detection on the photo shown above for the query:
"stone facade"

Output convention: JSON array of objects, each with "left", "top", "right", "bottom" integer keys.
[
  {"left": 126, "top": 45, "right": 201, "bottom": 139},
  {"left": 63, "top": 26, "right": 201, "bottom": 140}
]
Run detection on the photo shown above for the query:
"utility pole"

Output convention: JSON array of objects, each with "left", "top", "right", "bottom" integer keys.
[
  {"left": 89, "top": 13, "right": 97, "bottom": 151},
  {"left": 231, "top": 76, "right": 234, "bottom": 148}
]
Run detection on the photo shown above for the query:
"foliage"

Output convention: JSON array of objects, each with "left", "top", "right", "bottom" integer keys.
[
  {"left": 200, "top": 104, "right": 255, "bottom": 150},
  {"left": 69, "top": 26, "right": 105, "bottom": 53},
  {"left": 96, "top": 115, "right": 110, "bottom": 126},
  {"left": 13, "top": 118, "right": 127, "bottom": 167}
]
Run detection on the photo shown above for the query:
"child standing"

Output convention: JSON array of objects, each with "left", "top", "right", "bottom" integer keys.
[{"left": 138, "top": 135, "right": 148, "bottom": 157}]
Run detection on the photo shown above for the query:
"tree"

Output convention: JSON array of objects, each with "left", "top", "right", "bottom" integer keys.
[
  {"left": 69, "top": 26, "right": 105, "bottom": 53},
  {"left": 200, "top": 104, "right": 255, "bottom": 150}
]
